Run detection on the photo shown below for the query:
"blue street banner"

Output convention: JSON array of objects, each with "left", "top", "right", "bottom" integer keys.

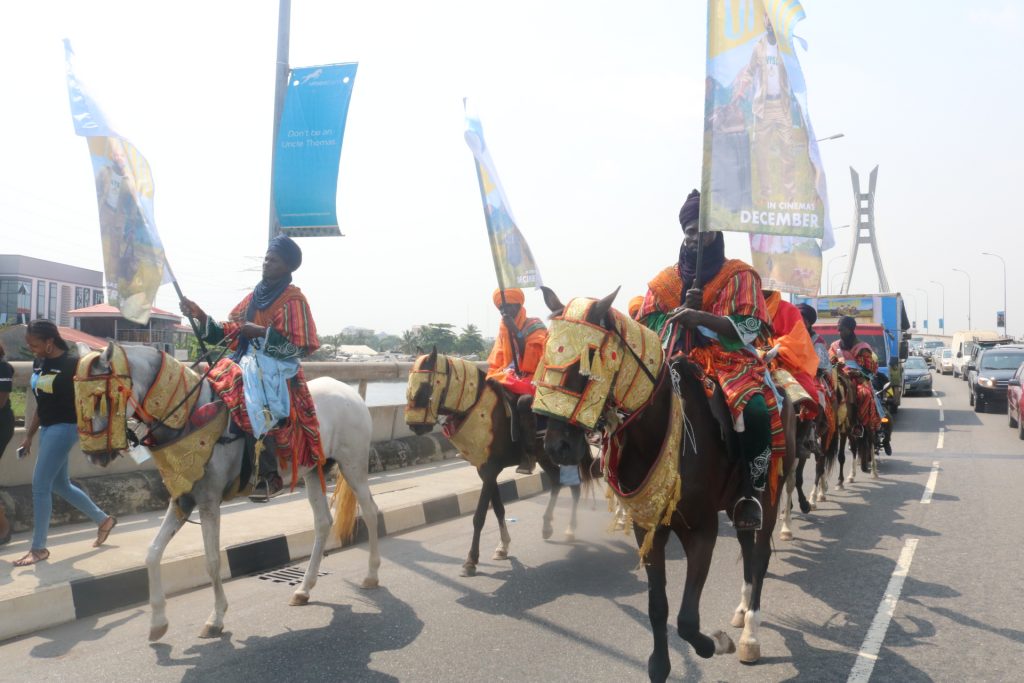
[
  {"left": 463, "top": 100, "right": 542, "bottom": 290},
  {"left": 64, "top": 40, "right": 168, "bottom": 324},
  {"left": 272, "top": 63, "right": 358, "bottom": 237},
  {"left": 701, "top": 1, "right": 834, "bottom": 294}
]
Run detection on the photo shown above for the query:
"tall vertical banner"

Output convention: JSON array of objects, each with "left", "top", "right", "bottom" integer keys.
[
  {"left": 463, "top": 101, "right": 542, "bottom": 290},
  {"left": 64, "top": 40, "right": 168, "bottom": 324},
  {"left": 701, "top": 0, "right": 833, "bottom": 295},
  {"left": 272, "top": 63, "right": 358, "bottom": 237}
]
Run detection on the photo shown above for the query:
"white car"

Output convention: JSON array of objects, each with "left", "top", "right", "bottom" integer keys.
[{"left": 936, "top": 348, "right": 954, "bottom": 375}]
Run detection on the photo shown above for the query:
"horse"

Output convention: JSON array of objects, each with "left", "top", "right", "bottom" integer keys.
[
  {"left": 74, "top": 342, "right": 381, "bottom": 641},
  {"left": 835, "top": 372, "right": 879, "bottom": 484},
  {"left": 535, "top": 288, "right": 797, "bottom": 679},
  {"left": 404, "top": 350, "right": 593, "bottom": 577}
]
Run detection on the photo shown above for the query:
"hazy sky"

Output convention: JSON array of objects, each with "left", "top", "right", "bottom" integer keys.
[{"left": 1, "top": 1, "right": 1021, "bottom": 337}]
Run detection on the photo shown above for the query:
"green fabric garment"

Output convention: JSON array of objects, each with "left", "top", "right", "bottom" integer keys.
[{"left": 721, "top": 314, "right": 762, "bottom": 352}]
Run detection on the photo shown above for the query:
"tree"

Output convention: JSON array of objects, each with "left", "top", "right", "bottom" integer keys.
[
  {"left": 456, "top": 324, "right": 486, "bottom": 357},
  {"left": 400, "top": 329, "right": 420, "bottom": 354},
  {"left": 417, "top": 323, "right": 458, "bottom": 354}
]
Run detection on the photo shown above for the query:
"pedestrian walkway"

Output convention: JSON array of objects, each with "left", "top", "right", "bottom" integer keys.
[{"left": 0, "top": 460, "right": 549, "bottom": 642}]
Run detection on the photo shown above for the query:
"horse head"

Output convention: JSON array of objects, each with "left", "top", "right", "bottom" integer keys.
[
  {"left": 405, "top": 347, "right": 442, "bottom": 435},
  {"left": 536, "top": 285, "right": 664, "bottom": 466}
]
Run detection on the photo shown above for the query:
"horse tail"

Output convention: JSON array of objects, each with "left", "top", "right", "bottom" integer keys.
[
  {"left": 330, "top": 473, "right": 358, "bottom": 543},
  {"left": 578, "top": 448, "right": 599, "bottom": 497}
]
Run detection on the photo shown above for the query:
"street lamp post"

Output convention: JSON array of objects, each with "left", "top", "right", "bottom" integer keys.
[
  {"left": 914, "top": 288, "right": 930, "bottom": 332},
  {"left": 826, "top": 254, "right": 847, "bottom": 294},
  {"left": 831, "top": 271, "right": 847, "bottom": 294},
  {"left": 930, "top": 280, "right": 945, "bottom": 334},
  {"left": 953, "top": 268, "right": 972, "bottom": 329},
  {"left": 981, "top": 252, "right": 1007, "bottom": 336}
]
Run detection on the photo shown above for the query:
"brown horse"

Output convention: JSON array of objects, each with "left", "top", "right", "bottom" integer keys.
[
  {"left": 836, "top": 371, "right": 879, "bottom": 484},
  {"left": 535, "top": 288, "right": 796, "bottom": 680},
  {"left": 404, "top": 350, "right": 593, "bottom": 577}
]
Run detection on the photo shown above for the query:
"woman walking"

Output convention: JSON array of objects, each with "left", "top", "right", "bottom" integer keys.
[
  {"left": 13, "top": 321, "right": 116, "bottom": 567},
  {"left": 0, "top": 341, "right": 15, "bottom": 545}
]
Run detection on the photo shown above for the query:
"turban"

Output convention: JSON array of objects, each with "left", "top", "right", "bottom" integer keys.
[
  {"left": 678, "top": 188, "right": 701, "bottom": 228},
  {"left": 268, "top": 234, "right": 302, "bottom": 271},
  {"left": 627, "top": 295, "right": 644, "bottom": 319},
  {"left": 797, "top": 304, "right": 817, "bottom": 325},
  {"left": 493, "top": 288, "right": 525, "bottom": 308},
  {"left": 839, "top": 315, "right": 857, "bottom": 331}
]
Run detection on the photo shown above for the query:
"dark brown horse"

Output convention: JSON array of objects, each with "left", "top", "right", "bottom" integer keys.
[
  {"left": 404, "top": 350, "right": 593, "bottom": 577},
  {"left": 536, "top": 288, "right": 796, "bottom": 680},
  {"left": 836, "top": 371, "right": 879, "bottom": 484}
]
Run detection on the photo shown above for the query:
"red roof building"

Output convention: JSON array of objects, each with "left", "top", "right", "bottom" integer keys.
[{"left": 69, "top": 303, "right": 190, "bottom": 354}]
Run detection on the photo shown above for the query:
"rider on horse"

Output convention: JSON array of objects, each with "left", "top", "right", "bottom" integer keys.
[
  {"left": 762, "top": 290, "right": 820, "bottom": 452},
  {"left": 179, "top": 234, "right": 323, "bottom": 499},
  {"left": 798, "top": 303, "right": 838, "bottom": 449},
  {"left": 486, "top": 287, "right": 547, "bottom": 474},
  {"left": 829, "top": 316, "right": 883, "bottom": 440},
  {"left": 637, "top": 189, "right": 785, "bottom": 531}
]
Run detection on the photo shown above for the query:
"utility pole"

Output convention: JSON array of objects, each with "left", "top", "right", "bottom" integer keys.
[{"left": 268, "top": 0, "right": 292, "bottom": 245}]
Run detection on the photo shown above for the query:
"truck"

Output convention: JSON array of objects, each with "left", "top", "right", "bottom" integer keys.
[
  {"left": 950, "top": 329, "right": 1005, "bottom": 380},
  {"left": 793, "top": 293, "right": 911, "bottom": 411}
]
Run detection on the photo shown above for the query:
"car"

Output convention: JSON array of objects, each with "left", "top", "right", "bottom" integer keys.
[
  {"left": 970, "top": 344, "right": 1024, "bottom": 413},
  {"left": 966, "top": 338, "right": 1016, "bottom": 391},
  {"left": 1008, "top": 362, "right": 1024, "bottom": 439},
  {"left": 920, "top": 340, "right": 945, "bottom": 367},
  {"left": 936, "top": 348, "right": 954, "bottom": 374},
  {"left": 902, "top": 356, "right": 933, "bottom": 396}
]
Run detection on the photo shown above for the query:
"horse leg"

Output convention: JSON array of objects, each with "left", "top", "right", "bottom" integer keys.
[
  {"left": 794, "top": 423, "right": 811, "bottom": 514},
  {"left": 542, "top": 482, "right": 561, "bottom": 540},
  {"left": 491, "top": 482, "right": 511, "bottom": 561},
  {"left": 349, "top": 475, "right": 381, "bottom": 589},
  {"left": 146, "top": 502, "right": 186, "bottom": 642},
  {"left": 675, "top": 521, "right": 734, "bottom": 660},
  {"left": 778, "top": 470, "right": 794, "bottom": 542},
  {"left": 291, "top": 470, "right": 331, "bottom": 606},
  {"left": 463, "top": 469, "right": 496, "bottom": 577},
  {"left": 635, "top": 524, "right": 674, "bottom": 683},
  {"left": 837, "top": 433, "right": 847, "bottom": 488},
  {"left": 734, "top": 529, "right": 770, "bottom": 663},
  {"left": 197, "top": 506, "right": 228, "bottom": 639},
  {"left": 848, "top": 435, "right": 858, "bottom": 483},
  {"left": 565, "top": 485, "right": 581, "bottom": 542}
]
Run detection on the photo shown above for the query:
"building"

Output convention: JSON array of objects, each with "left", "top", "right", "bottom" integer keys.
[
  {"left": 0, "top": 254, "right": 104, "bottom": 326},
  {"left": 70, "top": 303, "right": 190, "bottom": 354}
]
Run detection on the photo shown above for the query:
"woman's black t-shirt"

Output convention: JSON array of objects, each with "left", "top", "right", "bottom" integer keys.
[
  {"left": 32, "top": 353, "right": 78, "bottom": 426},
  {"left": 0, "top": 360, "right": 13, "bottom": 411}
]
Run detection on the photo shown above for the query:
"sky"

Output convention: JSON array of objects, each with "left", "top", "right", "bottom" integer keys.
[{"left": 1, "top": 0, "right": 1022, "bottom": 338}]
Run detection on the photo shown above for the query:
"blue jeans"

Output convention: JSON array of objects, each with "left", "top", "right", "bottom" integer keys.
[{"left": 32, "top": 422, "right": 108, "bottom": 550}]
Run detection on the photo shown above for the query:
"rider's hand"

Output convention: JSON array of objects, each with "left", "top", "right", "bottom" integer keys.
[
  {"left": 683, "top": 288, "right": 703, "bottom": 310},
  {"left": 179, "top": 298, "right": 207, "bottom": 324},
  {"left": 668, "top": 307, "right": 700, "bottom": 329},
  {"left": 764, "top": 344, "right": 781, "bottom": 363},
  {"left": 240, "top": 322, "right": 267, "bottom": 339}
]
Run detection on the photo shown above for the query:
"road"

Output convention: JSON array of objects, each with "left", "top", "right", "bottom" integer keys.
[{"left": 3, "top": 372, "right": 1021, "bottom": 682}]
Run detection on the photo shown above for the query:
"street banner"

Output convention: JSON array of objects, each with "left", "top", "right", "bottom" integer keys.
[
  {"left": 794, "top": 295, "right": 876, "bottom": 322},
  {"left": 463, "top": 101, "right": 542, "bottom": 290},
  {"left": 272, "top": 63, "right": 358, "bottom": 237},
  {"left": 64, "top": 40, "right": 167, "bottom": 325},
  {"left": 748, "top": 234, "right": 821, "bottom": 295}
]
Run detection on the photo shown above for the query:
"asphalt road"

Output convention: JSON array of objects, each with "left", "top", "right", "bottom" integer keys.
[{"left": 4, "top": 372, "right": 1021, "bottom": 682}]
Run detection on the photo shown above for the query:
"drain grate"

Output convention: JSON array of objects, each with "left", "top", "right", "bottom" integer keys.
[{"left": 257, "top": 565, "right": 330, "bottom": 587}]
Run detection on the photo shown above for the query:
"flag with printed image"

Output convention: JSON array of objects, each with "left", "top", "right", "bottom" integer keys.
[
  {"left": 463, "top": 100, "right": 542, "bottom": 290},
  {"left": 700, "top": 0, "right": 833, "bottom": 294},
  {"left": 64, "top": 40, "right": 168, "bottom": 324}
]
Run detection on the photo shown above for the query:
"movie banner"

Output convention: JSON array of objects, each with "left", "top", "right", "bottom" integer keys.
[
  {"left": 700, "top": 0, "right": 832, "bottom": 244},
  {"left": 272, "top": 63, "right": 358, "bottom": 237},
  {"left": 749, "top": 234, "right": 821, "bottom": 296},
  {"left": 463, "top": 101, "right": 542, "bottom": 290},
  {"left": 64, "top": 40, "right": 167, "bottom": 324}
]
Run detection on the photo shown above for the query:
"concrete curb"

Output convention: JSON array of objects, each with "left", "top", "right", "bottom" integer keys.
[{"left": 0, "top": 470, "right": 552, "bottom": 643}]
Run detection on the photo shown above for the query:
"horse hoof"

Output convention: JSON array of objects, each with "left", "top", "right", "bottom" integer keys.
[
  {"left": 730, "top": 610, "right": 746, "bottom": 628},
  {"left": 798, "top": 499, "right": 811, "bottom": 514},
  {"left": 199, "top": 624, "right": 223, "bottom": 639},
  {"left": 738, "top": 639, "right": 761, "bottom": 664},
  {"left": 847, "top": 476, "right": 855, "bottom": 483},
  {"left": 460, "top": 563, "right": 477, "bottom": 577},
  {"left": 564, "top": 531, "right": 576, "bottom": 543},
  {"left": 817, "top": 493, "right": 826, "bottom": 502},
  {"left": 492, "top": 549, "right": 509, "bottom": 560},
  {"left": 779, "top": 529, "right": 793, "bottom": 541},
  {"left": 289, "top": 592, "right": 310, "bottom": 606},
  {"left": 361, "top": 577, "right": 380, "bottom": 590},
  {"left": 148, "top": 623, "right": 168, "bottom": 642},
  {"left": 711, "top": 630, "right": 736, "bottom": 655},
  {"left": 542, "top": 524, "right": 553, "bottom": 540},
  {"left": 837, "top": 481, "right": 845, "bottom": 490},
  {"left": 809, "top": 501, "right": 817, "bottom": 511}
]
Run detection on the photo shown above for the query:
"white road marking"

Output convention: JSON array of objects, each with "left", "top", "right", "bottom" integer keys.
[
  {"left": 935, "top": 398, "right": 944, "bottom": 422},
  {"left": 921, "top": 461, "right": 940, "bottom": 504},
  {"left": 847, "top": 538, "right": 920, "bottom": 683},
  {"left": 936, "top": 428, "right": 944, "bottom": 450}
]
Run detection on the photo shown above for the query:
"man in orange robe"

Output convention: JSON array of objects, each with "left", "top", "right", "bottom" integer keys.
[{"left": 486, "top": 288, "right": 547, "bottom": 473}]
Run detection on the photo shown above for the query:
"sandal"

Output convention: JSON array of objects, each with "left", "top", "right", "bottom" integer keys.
[
  {"left": 94, "top": 516, "right": 117, "bottom": 547},
  {"left": 13, "top": 549, "right": 50, "bottom": 567}
]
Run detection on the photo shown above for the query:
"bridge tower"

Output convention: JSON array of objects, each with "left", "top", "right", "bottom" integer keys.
[{"left": 841, "top": 165, "right": 890, "bottom": 294}]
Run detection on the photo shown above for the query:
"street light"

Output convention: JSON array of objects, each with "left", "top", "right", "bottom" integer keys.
[
  {"left": 981, "top": 252, "right": 1007, "bottom": 335},
  {"left": 914, "top": 288, "right": 930, "bottom": 332},
  {"left": 817, "top": 133, "right": 845, "bottom": 142},
  {"left": 930, "top": 280, "right": 945, "bottom": 334},
  {"left": 826, "top": 254, "right": 847, "bottom": 294},
  {"left": 831, "top": 271, "right": 847, "bottom": 294},
  {"left": 953, "top": 268, "right": 972, "bottom": 329}
]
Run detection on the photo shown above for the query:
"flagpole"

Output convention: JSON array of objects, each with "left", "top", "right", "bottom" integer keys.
[
  {"left": 163, "top": 259, "right": 210, "bottom": 360},
  {"left": 268, "top": 0, "right": 291, "bottom": 244}
]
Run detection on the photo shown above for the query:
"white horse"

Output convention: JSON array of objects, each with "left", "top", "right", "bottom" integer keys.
[{"left": 77, "top": 343, "right": 380, "bottom": 641}]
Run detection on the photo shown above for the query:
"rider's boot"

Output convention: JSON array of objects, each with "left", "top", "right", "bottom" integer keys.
[
  {"left": 733, "top": 396, "right": 770, "bottom": 531},
  {"left": 515, "top": 394, "right": 537, "bottom": 475},
  {"left": 250, "top": 442, "right": 284, "bottom": 503}
]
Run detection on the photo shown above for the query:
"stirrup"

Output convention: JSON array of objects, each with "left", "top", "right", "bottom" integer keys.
[
  {"left": 248, "top": 476, "right": 284, "bottom": 503},
  {"left": 732, "top": 496, "right": 763, "bottom": 531}
]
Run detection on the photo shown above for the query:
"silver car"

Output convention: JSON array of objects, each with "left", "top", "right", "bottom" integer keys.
[{"left": 936, "top": 348, "right": 953, "bottom": 374}]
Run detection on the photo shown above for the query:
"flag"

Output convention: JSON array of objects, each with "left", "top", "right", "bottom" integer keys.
[
  {"left": 463, "top": 100, "right": 542, "bottom": 290},
  {"left": 64, "top": 40, "right": 168, "bottom": 324},
  {"left": 748, "top": 234, "right": 821, "bottom": 295}
]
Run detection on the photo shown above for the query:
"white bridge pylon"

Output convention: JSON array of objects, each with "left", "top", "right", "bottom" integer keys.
[{"left": 842, "top": 165, "right": 891, "bottom": 294}]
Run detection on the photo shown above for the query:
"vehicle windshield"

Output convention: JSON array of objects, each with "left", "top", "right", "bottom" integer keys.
[
  {"left": 980, "top": 352, "right": 1024, "bottom": 370},
  {"left": 941, "top": 349, "right": 952, "bottom": 358},
  {"left": 924, "top": 341, "right": 944, "bottom": 349},
  {"left": 904, "top": 357, "right": 928, "bottom": 370}
]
